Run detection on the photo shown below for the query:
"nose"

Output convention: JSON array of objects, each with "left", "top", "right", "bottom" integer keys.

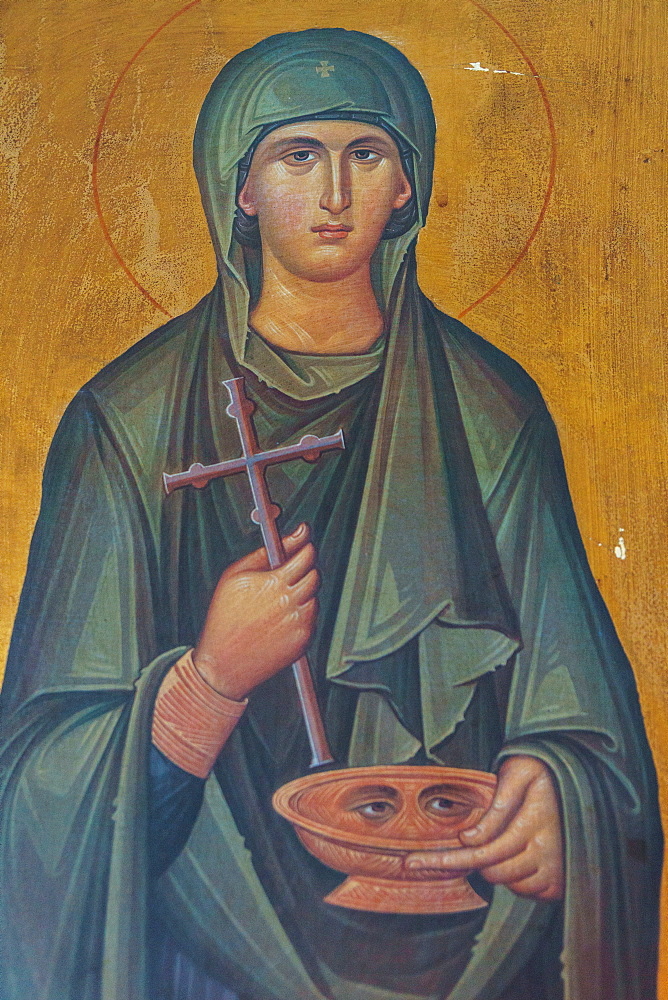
[{"left": 319, "top": 153, "right": 351, "bottom": 215}]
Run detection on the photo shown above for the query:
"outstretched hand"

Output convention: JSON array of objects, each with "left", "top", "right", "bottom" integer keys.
[{"left": 406, "top": 755, "right": 564, "bottom": 901}]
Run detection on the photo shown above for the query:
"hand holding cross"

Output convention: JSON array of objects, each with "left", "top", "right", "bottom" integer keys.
[{"left": 163, "top": 377, "right": 343, "bottom": 767}]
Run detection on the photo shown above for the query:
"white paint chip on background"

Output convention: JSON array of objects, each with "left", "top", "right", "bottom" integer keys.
[
  {"left": 463, "top": 61, "right": 525, "bottom": 76},
  {"left": 614, "top": 528, "right": 626, "bottom": 560}
]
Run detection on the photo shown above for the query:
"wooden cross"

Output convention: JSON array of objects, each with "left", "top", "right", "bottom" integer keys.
[{"left": 163, "top": 377, "right": 344, "bottom": 767}]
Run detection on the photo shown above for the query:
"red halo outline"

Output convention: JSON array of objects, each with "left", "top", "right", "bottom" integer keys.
[
  {"left": 458, "top": 0, "right": 557, "bottom": 319},
  {"left": 91, "top": 0, "right": 557, "bottom": 321},
  {"left": 92, "top": 0, "right": 205, "bottom": 317}
]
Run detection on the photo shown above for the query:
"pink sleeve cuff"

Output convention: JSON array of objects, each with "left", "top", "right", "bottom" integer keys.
[{"left": 151, "top": 649, "right": 247, "bottom": 779}]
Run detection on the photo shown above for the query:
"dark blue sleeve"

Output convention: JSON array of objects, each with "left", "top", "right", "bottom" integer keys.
[{"left": 148, "top": 743, "right": 206, "bottom": 877}]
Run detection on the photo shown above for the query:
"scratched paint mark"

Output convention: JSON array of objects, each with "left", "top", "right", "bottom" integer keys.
[
  {"left": 0, "top": 36, "right": 42, "bottom": 200},
  {"left": 587, "top": 531, "right": 627, "bottom": 559},
  {"left": 614, "top": 528, "right": 626, "bottom": 560},
  {"left": 460, "top": 61, "right": 570, "bottom": 84},
  {"left": 462, "top": 61, "right": 526, "bottom": 76}
]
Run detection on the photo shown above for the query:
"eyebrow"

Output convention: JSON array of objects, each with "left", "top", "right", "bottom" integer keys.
[
  {"left": 269, "top": 137, "right": 326, "bottom": 154},
  {"left": 347, "top": 135, "right": 395, "bottom": 151}
]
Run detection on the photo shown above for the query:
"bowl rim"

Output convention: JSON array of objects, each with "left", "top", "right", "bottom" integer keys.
[{"left": 272, "top": 764, "right": 497, "bottom": 852}]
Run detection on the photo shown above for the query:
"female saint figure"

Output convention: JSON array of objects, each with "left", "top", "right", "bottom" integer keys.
[{"left": 0, "top": 27, "right": 661, "bottom": 1000}]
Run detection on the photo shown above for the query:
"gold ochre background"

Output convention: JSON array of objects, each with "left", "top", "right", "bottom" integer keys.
[{"left": 1, "top": 0, "right": 667, "bottom": 987}]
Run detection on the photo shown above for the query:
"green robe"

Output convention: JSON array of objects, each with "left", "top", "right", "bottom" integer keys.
[{"left": 0, "top": 27, "right": 661, "bottom": 1000}]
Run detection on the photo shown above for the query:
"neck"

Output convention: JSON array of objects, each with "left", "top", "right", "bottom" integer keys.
[{"left": 249, "top": 253, "right": 384, "bottom": 355}]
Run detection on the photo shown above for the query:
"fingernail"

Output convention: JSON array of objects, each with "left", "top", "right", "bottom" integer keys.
[
  {"left": 291, "top": 523, "right": 306, "bottom": 537},
  {"left": 461, "top": 826, "right": 478, "bottom": 839}
]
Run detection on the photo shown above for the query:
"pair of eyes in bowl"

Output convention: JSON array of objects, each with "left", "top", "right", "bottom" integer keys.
[
  {"left": 355, "top": 797, "right": 453, "bottom": 819},
  {"left": 351, "top": 795, "right": 469, "bottom": 822}
]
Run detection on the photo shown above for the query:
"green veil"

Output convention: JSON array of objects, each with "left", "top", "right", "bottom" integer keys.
[{"left": 0, "top": 26, "right": 661, "bottom": 1000}]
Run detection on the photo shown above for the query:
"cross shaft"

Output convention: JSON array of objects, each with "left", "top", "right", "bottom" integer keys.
[{"left": 163, "top": 377, "right": 344, "bottom": 767}]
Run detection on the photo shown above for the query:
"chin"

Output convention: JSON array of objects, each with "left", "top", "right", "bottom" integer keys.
[{"left": 282, "top": 245, "right": 375, "bottom": 284}]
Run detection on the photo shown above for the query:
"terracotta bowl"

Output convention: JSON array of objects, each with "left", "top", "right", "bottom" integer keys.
[{"left": 272, "top": 764, "right": 497, "bottom": 914}]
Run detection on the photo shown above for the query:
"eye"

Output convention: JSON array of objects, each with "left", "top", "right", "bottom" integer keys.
[
  {"left": 424, "top": 796, "right": 458, "bottom": 816},
  {"left": 354, "top": 800, "right": 397, "bottom": 821},
  {"left": 284, "top": 150, "right": 317, "bottom": 165},
  {"left": 351, "top": 148, "right": 381, "bottom": 162}
]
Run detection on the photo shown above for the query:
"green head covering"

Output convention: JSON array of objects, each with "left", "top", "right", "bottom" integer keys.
[{"left": 193, "top": 28, "right": 436, "bottom": 371}]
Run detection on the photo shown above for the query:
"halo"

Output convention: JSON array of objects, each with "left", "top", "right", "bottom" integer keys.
[{"left": 92, "top": 0, "right": 557, "bottom": 321}]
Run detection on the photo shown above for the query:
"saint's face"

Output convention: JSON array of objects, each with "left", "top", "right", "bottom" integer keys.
[{"left": 237, "top": 120, "right": 412, "bottom": 283}]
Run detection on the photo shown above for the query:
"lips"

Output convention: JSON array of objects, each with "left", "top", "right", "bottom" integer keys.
[{"left": 312, "top": 223, "right": 353, "bottom": 240}]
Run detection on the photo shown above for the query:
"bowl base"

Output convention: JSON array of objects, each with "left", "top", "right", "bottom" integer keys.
[{"left": 324, "top": 874, "right": 488, "bottom": 914}]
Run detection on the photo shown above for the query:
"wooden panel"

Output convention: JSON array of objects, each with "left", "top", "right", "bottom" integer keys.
[{"left": 1, "top": 0, "right": 665, "bottom": 986}]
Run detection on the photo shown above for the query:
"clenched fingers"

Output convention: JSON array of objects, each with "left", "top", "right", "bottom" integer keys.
[
  {"left": 290, "top": 568, "right": 321, "bottom": 605},
  {"left": 287, "top": 598, "right": 318, "bottom": 642},
  {"left": 278, "top": 541, "right": 317, "bottom": 586},
  {"left": 233, "top": 523, "right": 310, "bottom": 573},
  {"left": 291, "top": 596, "right": 318, "bottom": 622}
]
